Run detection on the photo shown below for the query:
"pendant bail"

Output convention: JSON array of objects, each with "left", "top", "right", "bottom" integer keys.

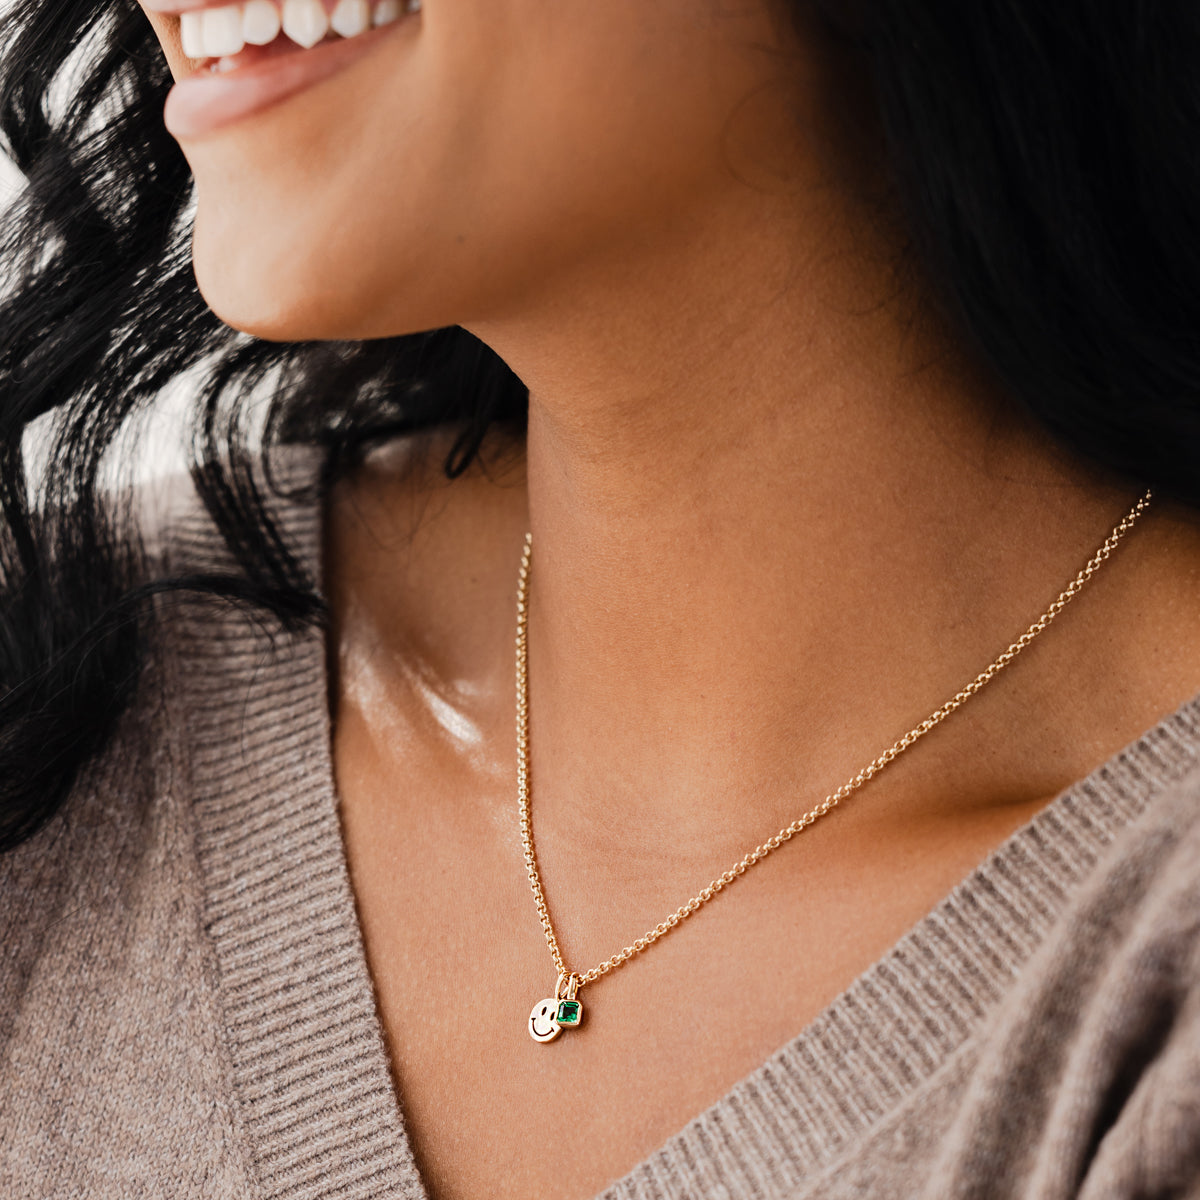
[{"left": 555, "top": 972, "right": 580, "bottom": 1002}]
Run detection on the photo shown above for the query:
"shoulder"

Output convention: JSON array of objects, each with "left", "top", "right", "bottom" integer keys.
[
  {"left": 0, "top": 443, "right": 330, "bottom": 1198},
  {"left": 947, "top": 744, "right": 1200, "bottom": 1196},
  {"left": 808, "top": 743, "right": 1200, "bottom": 1200},
  {"left": 0, "top": 619, "right": 252, "bottom": 1196}
]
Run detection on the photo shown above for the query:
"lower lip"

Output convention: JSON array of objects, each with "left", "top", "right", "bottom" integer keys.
[{"left": 164, "top": 21, "right": 402, "bottom": 141}]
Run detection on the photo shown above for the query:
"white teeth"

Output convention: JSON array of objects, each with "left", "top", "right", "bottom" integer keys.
[
  {"left": 179, "top": 10, "right": 206, "bottom": 59},
  {"left": 241, "top": 0, "right": 281, "bottom": 45},
  {"left": 281, "top": 0, "right": 329, "bottom": 48},
  {"left": 330, "top": 0, "right": 370, "bottom": 38},
  {"left": 182, "top": 0, "right": 415, "bottom": 63},
  {"left": 372, "top": 0, "right": 401, "bottom": 26},
  {"left": 201, "top": 4, "right": 245, "bottom": 57}
]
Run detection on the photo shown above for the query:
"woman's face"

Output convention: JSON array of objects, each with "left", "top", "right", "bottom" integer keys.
[{"left": 136, "top": 0, "right": 809, "bottom": 343}]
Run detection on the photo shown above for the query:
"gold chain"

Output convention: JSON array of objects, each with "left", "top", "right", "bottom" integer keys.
[{"left": 516, "top": 490, "right": 1153, "bottom": 993}]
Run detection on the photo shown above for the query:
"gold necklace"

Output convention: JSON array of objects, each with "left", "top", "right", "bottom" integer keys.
[{"left": 517, "top": 491, "right": 1153, "bottom": 1042}]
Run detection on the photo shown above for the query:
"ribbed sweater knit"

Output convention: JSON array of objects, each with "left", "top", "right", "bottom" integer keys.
[{"left": 3, "top": 463, "right": 1200, "bottom": 1200}]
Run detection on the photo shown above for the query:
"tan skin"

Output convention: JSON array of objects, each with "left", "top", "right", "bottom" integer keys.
[{"left": 138, "top": 2, "right": 1200, "bottom": 1197}]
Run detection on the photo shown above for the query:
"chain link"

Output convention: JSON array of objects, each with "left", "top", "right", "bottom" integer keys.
[{"left": 517, "top": 490, "right": 1153, "bottom": 989}]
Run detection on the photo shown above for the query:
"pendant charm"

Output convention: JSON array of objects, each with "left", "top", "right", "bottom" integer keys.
[
  {"left": 528, "top": 997, "right": 561, "bottom": 1042},
  {"left": 529, "top": 974, "right": 583, "bottom": 1043}
]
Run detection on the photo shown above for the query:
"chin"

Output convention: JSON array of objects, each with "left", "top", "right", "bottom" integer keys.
[
  {"left": 190, "top": 211, "right": 443, "bottom": 344},
  {"left": 195, "top": 260, "right": 354, "bottom": 343}
]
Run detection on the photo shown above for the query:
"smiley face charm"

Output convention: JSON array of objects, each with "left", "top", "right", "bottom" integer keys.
[
  {"left": 528, "top": 998, "right": 561, "bottom": 1043},
  {"left": 529, "top": 974, "right": 584, "bottom": 1043}
]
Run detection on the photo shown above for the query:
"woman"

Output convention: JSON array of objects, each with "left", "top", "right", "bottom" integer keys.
[{"left": 1, "top": 0, "right": 1199, "bottom": 1196}]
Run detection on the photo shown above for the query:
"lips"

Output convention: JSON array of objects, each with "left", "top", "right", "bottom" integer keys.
[{"left": 161, "top": 0, "right": 418, "bottom": 138}]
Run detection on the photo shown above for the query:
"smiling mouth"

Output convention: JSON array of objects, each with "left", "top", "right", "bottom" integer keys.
[
  {"left": 160, "top": 0, "right": 419, "bottom": 139},
  {"left": 530, "top": 1017, "right": 558, "bottom": 1039},
  {"left": 173, "top": 0, "right": 420, "bottom": 75}
]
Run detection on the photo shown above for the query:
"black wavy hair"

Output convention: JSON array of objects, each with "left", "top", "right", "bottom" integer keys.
[{"left": 0, "top": 0, "right": 1197, "bottom": 851}]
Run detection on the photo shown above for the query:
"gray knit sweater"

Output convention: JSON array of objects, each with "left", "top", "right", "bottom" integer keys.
[{"left": 3, "top": 467, "right": 1200, "bottom": 1200}]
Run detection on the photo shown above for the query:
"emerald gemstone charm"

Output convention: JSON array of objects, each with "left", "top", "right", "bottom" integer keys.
[{"left": 556, "top": 999, "right": 583, "bottom": 1026}]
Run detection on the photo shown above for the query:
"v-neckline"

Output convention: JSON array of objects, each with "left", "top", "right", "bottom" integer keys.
[{"left": 175, "top": 451, "right": 1200, "bottom": 1200}]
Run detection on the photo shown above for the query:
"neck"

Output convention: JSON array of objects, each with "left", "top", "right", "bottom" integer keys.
[{"left": 466, "top": 194, "right": 1148, "bottom": 863}]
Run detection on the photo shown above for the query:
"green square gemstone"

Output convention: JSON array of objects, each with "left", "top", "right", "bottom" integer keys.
[{"left": 556, "top": 1000, "right": 582, "bottom": 1026}]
